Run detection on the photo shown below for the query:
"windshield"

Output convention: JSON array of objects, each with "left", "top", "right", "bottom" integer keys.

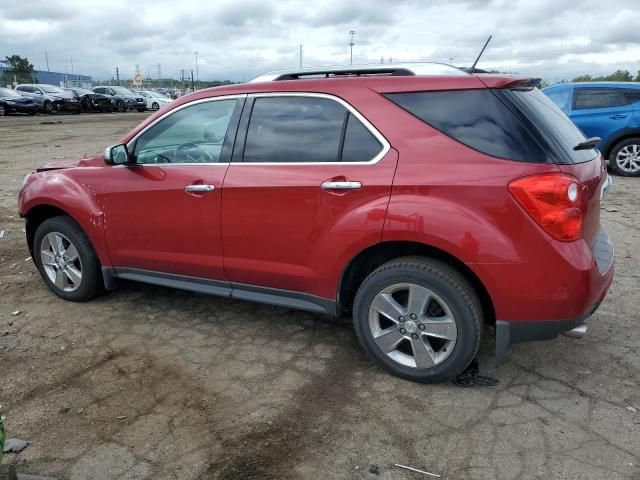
[
  {"left": 41, "top": 85, "right": 65, "bottom": 93},
  {"left": 149, "top": 91, "right": 167, "bottom": 98},
  {"left": 0, "top": 87, "right": 22, "bottom": 98},
  {"left": 112, "top": 86, "right": 134, "bottom": 96}
]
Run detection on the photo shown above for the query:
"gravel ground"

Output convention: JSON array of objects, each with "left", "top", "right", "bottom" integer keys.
[{"left": 0, "top": 113, "right": 639, "bottom": 480}]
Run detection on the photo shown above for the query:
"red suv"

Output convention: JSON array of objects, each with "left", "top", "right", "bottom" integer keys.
[{"left": 18, "top": 64, "right": 614, "bottom": 383}]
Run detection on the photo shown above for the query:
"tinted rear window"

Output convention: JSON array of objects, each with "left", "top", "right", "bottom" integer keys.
[
  {"left": 384, "top": 90, "right": 551, "bottom": 163},
  {"left": 507, "top": 88, "right": 597, "bottom": 164},
  {"left": 574, "top": 88, "right": 626, "bottom": 109}
]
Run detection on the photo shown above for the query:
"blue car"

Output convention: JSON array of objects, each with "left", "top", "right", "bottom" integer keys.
[{"left": 543, "top": 82, "right": 640, "bottom": 176}]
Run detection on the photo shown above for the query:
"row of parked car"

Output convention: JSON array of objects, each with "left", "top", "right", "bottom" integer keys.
[{"left": 0, "top": 84, "right": 173, "bottom": 116}]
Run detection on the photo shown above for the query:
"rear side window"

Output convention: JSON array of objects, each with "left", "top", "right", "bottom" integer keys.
[
  {"left": 243, "top": 97, "right": 382, "bottom": 163},
  {"left": 341, "top": 113, "right": 382, "bottom": 162},
  {"left": 384, "top": 90, "right": 550, "bottom": 163},
  {"left": 573, "top": 89, "right": 627, "bottom": 109},
  {"left": 244, "top": 97, "right": 344, "bottom": 163},
  {"left": 624, "top": 91, "right": 640, "bottom": 104}
]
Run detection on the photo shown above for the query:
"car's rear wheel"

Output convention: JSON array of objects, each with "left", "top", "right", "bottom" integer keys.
[
  {"left": 116, "top": 101, "right": 126, "bottom": 113},
  {"left": 610, "top": 137, "right": 640, "bottom": 177},
  {"left": 0, "top": 103, "right": 6, "bottom": 116},
  {"left": 353, "top": 257, "right": 482, "bottom": 383},
  {"left": 33, "top": 216, "right": 102, "bottom": 301}
]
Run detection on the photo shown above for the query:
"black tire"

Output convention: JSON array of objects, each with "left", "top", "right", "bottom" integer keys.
[
  {"left": 353, "top": 257, "right": 482, "bottom": 383},
  {"left": 43, "top": 101, "right": 54, "bottom": 114},
  {"left": 116, "top": 101, "right": 126, "bottom": 113},
  {"left": 151, "top": 102, "right": 159, "bottom": 111},
  {"left": 609, "top": 137, "right": 640, "bottom": 177},
  {"left": 33, "top": 216, "right": 103, "bottom": 302},
  {"left": 0, "top": 102, "right": 6, "bottom": 116}
]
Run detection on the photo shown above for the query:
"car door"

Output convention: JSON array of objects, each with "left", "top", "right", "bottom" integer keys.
[
  {"left": 569, "top": 88, "right": 632, "bottom": 141},
  {"left": 100, "top": 95, "right": 244, "bottom": 282},
  {"left": 221, "top": 93, "right": 397, "bottom": 301}
]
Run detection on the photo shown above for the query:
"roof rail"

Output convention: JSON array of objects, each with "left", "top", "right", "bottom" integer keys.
[{"left": 249, "top": 62, "right": 467, "bottom": 83}]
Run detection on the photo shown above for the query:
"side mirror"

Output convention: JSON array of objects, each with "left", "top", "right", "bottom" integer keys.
[
  {"left": 34, "top": 90, "right": 43, "bottom": 95},
  {"left": 104, "top": 144, "right": 131, "bottom": 165}
]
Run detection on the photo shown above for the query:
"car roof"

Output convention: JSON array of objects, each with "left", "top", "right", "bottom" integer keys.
[{"left": 545, "top": 81, "right": 640, "bottom": 90}]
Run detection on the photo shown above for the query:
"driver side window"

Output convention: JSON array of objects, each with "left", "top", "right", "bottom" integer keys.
[{"left": 132, "top": 99, "right": 237, "bottom": 164}]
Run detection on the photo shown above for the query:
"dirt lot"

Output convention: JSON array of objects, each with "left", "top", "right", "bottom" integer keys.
[{"left": 1, "top": 113, "right": 639, "bottom": 480}]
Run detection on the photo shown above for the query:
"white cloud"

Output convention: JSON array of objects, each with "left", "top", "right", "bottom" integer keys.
[{"left": 0, "top": 0, "right": 638, "bottom": 82}]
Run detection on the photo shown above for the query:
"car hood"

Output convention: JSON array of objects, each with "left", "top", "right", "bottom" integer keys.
[
  {"left": 36, "top": 156, "right": 101, "bottom": 172},
  {"left": 1, "top": 96, "right": 32, "bottom": 103}
]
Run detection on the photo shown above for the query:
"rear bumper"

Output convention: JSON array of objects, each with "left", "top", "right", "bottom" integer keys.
[{"left": 494, "top": 228, "right": 614, "bottom": 364}]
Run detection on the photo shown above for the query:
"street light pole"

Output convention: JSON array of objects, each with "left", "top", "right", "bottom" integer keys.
[
  {"left": 194, "top": 51, "right": 199, "bottom": 84},
  {"left": 349, "top": 30, "right": 356, "bottom": 65}
]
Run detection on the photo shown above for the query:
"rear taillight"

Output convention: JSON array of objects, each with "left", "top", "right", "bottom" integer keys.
[{"left": 508, "top": 173, "right": 582, "bottom": 241}]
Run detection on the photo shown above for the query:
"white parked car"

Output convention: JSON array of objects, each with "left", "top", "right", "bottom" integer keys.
[{"left": 136, "top": 91, "right": 173, "bottom": 111}]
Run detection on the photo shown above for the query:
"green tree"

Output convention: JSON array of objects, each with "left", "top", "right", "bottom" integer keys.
[
  {"left": 572, "top": 74, "right": 593, "bottom": 82},
  {"left": 1, "top": 55, "right": 36, "bottom": 85},
  {"left": 634, "top": 70, "right": 640, "bottom": 82},
  {"left": 601, "top": 69, "right": 633, "bottom": 82}
]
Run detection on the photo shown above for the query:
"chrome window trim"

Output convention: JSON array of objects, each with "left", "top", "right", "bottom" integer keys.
[
  {"left": 237, "top": 92, "right": 390, "bottom": 166},
  {"left": 123, "top": 94, "right": 247, "bottom": 167}
]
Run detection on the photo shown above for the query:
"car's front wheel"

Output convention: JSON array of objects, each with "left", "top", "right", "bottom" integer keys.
[
  {"left": 116, "top": 101, "right": 126, "bottom": 113},
  {"left": 43, "top": 101, "right": 54, "bottom": 114},
  {"left": 33, "top": 216, "right": 103, "bottom": 301},
  {"left": 610, "top": 137, "right": 640, "bottom": 176},
  {"left": 0, "top": 103, "right": 6, "bottom": 116},
  {"left": 151, "top": 102, "right": 159, "bottom": 111},
  {"left": 353, "top": 257, "right": 482, "bottom": 383}
]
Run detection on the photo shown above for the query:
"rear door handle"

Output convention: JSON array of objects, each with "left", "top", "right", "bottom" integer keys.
[
  {"left": 185, "top": 184, "right": 214, "bottom": 193},
  {"left": 321, "top": 181, "right": 362, "bottom": 190},
  {"left": 610, "top": 114, "right": 627, "bottom": 119}
]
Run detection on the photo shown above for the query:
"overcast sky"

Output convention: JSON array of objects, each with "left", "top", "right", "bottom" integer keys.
[{"left": 1, "top": 0, "right": 639, "bottom": 82}]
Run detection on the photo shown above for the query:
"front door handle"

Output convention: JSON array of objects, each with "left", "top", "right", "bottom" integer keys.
[
  {"left": 185, "top": 184, "right": 214, "bottom": 193},
  {"left": 321, "top": 180, "right": 362, "bottom": 190},
  {"left": 610, "top": 114, "right": 627, "bottom": 119}
]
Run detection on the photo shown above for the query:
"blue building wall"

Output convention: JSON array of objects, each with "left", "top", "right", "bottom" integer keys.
[{"left": 0, "top": 67, "right": 92, "bottom": 88}]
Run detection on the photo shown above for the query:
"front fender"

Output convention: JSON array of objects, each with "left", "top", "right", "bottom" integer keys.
[{"left": 19, "top": 170, "right": 110, "bottom": 266}]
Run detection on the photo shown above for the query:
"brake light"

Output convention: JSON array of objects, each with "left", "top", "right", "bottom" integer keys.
[{"left": 508, "top": 173, "right": 582, "bottom": 241}]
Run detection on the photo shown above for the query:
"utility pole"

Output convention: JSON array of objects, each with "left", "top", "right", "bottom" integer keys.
[
  {"left": 70, "top": 57, "right": 74, "bottom": 75},
  {"left": 349, "top": 30, "right": 356, "bottom": 65},
  {"left": 181, "top": 69, "right": 185, "bottom": 95},
  {"left": 44, "top": 51, "right": 50, "bottom": 71},
  {"left": 299, "top": 44, "right": 303, "bottom": 68},
  {"left": 194, "top": 51, "right": 199, "bottom": 83},
  {"left": 135, "top": 64, "right": 140, "bottom": 75},
  {"left": 190, "top": 70, "right": 194, "bottom": 92},
  {"left": 157, "top": 63, "right": 161, "bottom": 79},
  {"left": 116, "top": 67, "right": 120, "bottom": 86}
]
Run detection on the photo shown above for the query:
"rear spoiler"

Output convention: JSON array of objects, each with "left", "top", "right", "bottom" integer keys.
[{"left": 478, "top": 76, "right": 542, "bottom": 90}]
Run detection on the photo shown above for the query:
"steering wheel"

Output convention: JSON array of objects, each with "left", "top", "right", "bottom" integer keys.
[{"left": 174, "top": 142, "right": 216, "bottom": 163}]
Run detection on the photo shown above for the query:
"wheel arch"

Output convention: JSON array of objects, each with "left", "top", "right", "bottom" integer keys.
[
  {"left": 337, "top": 240, "right": 495, "bottom": 325},
  {"left": 23, "top": 202, "right": 110, "bottom": 268},
  {"left": 600, "top": 128, "right": 640, "bottom": 159}
]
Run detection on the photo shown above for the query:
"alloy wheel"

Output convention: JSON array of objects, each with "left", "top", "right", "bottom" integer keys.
[
  {"left": 368, "top": 283, "right": 458, "bottom": 369},
  {"left": 616, "top": 144, "right": 640, "bottom": 173},
  {"left": 0, "top": 104, "right": 5, "bottom": 116},
  {"left": 40, "top": 232, "right": 83, "bottom": 292}
]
